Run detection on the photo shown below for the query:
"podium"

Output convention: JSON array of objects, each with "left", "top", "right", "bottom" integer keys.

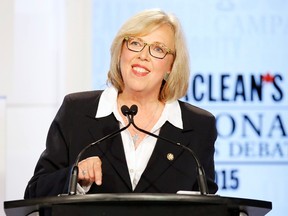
[{"left": 4, "top": 193, "right": 272, "bottom": 216}]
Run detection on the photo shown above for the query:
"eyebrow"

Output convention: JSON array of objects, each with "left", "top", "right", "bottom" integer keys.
[{"left": 136, "top": 37, "right": 169, "bottom": 47}]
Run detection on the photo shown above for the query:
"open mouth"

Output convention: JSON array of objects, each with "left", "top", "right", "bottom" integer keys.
[{"left": 131, "top": 65, "right": 150, "bottom": 76}]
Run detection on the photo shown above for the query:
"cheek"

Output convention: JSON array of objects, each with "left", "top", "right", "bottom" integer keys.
[
  {"left": 121, "top": 46, "right": 135, "bottom": 62},
  {"left": 119, "top": 58, "right": 127, "bottom": 75},
  {"left": 120, "top": 50, "right": 134, "bottom": 71},
  {"left": 156, "top": 58, "right": 174, "bottom": 72}
]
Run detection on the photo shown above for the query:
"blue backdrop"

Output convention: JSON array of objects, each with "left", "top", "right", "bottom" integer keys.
[{"left": 92, "top": 1, "right": 288, "bottom": 215}]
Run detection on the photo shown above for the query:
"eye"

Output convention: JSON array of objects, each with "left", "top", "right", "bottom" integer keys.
[
  {"left": 129, "top": 38, "right": 143, "bottom": 47},
  {"left": 152, "top": 44, "right": 165, "bottom": 54}
]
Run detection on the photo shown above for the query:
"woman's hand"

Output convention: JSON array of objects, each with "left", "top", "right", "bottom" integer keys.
[{"left": 78, "top": 156, "right": 102, "bottom": 187}]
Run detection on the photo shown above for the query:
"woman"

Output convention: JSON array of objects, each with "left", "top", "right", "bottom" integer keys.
[{"left": 24, "top": 9, "right": 218, "bottom": 198}]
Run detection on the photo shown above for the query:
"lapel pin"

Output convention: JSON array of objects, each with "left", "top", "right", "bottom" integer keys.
[{"left": 167, "top": 153, "right": 174, "bottom": 161}]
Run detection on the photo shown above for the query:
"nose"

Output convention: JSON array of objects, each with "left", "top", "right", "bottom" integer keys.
[{"left": 138, "top": 45, "right": 150, "bottom": 60}]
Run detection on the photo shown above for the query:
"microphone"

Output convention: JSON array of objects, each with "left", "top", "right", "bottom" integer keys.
[
  {"left": 67, "top": 105, "right": 133, "bottom": 195},
  {"left": 129, "top": 104, "right": 209, "bottom": 195}
]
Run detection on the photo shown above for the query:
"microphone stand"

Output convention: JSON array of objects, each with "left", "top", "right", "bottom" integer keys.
[{"left": 129, "top": 105, "right": 209, "bottom": 195}]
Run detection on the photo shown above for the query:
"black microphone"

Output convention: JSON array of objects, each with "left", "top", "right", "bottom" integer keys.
[
  {"left": 129, "top": 104, "right": 209, "bottom": 195},
  {"left": 67, "top": 105, "right": 133, "bottom": 195}
]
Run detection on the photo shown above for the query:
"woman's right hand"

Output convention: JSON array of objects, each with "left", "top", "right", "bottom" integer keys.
[{"left": 78, "top": 156, "right": 102, "bottom": 187}]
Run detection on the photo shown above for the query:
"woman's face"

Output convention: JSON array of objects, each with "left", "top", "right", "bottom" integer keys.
[{"left": 119, "top": 24, "right": 175, "bottom": 99}]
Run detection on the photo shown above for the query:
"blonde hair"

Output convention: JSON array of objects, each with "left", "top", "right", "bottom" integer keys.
[{"left": 107, "top": 9, "right": 190, "bottom": 102}]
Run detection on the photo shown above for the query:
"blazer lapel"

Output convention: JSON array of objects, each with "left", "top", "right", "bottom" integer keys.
[
  {"left": 134, "top": 121, "right": 194, "bottom": 192},
  {"left": 87, "top": 113, "right": 132, "bottom": 191}
]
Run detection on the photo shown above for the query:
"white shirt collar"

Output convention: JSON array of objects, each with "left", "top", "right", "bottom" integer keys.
[
  {"left": 96, "top": 86, "right": 118, "bottom": 118},
  {"left": 96, "top": 86, "right": 183, "bottom": 129}
]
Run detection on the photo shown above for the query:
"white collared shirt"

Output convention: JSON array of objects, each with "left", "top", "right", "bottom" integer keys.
[{"left": 96, "top": 86, "right": 183, "bottom": 190}]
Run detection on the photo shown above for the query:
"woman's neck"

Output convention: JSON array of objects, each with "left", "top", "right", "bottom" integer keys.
[{"left": 118, "top": 91, "right": 161, "bottom": 107}]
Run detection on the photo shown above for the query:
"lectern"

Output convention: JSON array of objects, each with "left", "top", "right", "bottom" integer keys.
[{"left": 4, "top": 193, "right": 272, "bottom": 216}]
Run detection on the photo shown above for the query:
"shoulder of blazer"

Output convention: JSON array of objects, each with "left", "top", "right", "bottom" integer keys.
[
  {"left": 64, "top": 90, "right": 103, "bottom": 102},
  {"left": 178, "top": 100, "right": 215, "bottom": 119},
  {"left": 178, "top": 100, "right": 216, "bottom": 130},
  {"left": 61, "top": 90, "right": 104, "bottom": 118}
]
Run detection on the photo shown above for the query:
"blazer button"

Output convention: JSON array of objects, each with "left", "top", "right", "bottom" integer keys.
[{"left": 167, "top": 153, "right": 174, "bottom": 161}]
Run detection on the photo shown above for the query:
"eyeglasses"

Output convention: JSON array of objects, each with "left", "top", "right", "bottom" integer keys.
[{"left": 124, "top": 36, "right": 175, "bottom": 59}]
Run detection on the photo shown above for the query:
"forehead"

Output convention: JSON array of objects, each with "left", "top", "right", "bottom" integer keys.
[{"left": 136, "top": 24, "right": 175, "bottom": 48}]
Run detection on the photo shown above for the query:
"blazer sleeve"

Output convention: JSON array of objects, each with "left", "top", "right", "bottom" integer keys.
[
  {"left": 194, "top": 113, "right": 218, "bottom": 194},
  {"left": 24, "top": 94, "right": 75, "bottom": 198},
  {"left": 180, "top": 101, "right": 218, "bottom": 194}
]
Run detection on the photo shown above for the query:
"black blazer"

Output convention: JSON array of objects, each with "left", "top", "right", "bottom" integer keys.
[{"left": 24, "top": 90, "right": 218, "bottom": 198}]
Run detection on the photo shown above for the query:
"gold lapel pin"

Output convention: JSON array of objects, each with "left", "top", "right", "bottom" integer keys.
[{"left": 167, "top": 153, "right": 174, "bottom": 161}]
